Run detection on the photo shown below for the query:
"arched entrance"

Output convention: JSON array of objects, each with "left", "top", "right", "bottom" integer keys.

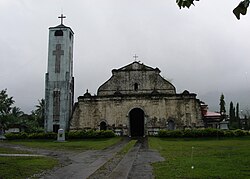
[
  {"left": 167, "top": 120, "right": 175, "bottom": 130},
  {"left": 100, "top": 121, "right": 107, "bottom": 130},
  {"left": 129, "top": 108, "right": 144, "bottom": 137}
]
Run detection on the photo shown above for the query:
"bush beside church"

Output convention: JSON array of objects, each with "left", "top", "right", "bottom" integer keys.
[{"left": 4, "top": 128, "right": 249, "bottom": 140}]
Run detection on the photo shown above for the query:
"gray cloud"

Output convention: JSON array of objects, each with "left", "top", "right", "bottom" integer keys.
[{"left": 0, "top": 0, "right": 249, "bottom": 113}]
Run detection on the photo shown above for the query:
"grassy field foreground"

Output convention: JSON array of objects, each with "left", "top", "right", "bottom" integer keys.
[
  {"left": 149, "top": 137, "right": 250, "bottom": 179},
  {"left": 0, "top": 137, "right": 122, "bottom": 179},
  {"left": 0, "top": 147, "right": 58, "bottom": 179}
]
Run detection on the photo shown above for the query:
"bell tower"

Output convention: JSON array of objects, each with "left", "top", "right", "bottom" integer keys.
[{"left": 44, "top": 14, "right": 74, "bottom": 132}]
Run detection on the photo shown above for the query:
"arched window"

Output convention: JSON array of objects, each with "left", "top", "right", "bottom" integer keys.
[
  {"left": 100, "top": 121, "right": 107, "bottom": 131},
  {"left": 134, "top": 83, "right": 139, "bottom": 91},
  {"left": 167, "top": 120, "right": 175, "bottom": 130},
  {"left": 55, "top": 30, "right": 63, "bottom": 36}
]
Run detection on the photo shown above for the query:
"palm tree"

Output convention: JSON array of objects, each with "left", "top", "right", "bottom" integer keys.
[
  {"left": 11, "top": 107, "right": 24, "bottom": 117},
  {"left": 34, "top": 99, "right": 45, "bottom": 127}
]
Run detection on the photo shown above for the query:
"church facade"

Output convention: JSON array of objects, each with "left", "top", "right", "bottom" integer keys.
[{"left": 71, "top": 62, "right": 204, "bottom": 136}]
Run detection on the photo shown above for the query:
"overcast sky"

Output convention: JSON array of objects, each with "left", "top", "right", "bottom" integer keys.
[{"left": 0, "top": 0, "right": 250, "bottom": 113}]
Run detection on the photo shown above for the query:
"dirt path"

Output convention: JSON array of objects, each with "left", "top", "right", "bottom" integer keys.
[
  {"left": 128, "top": 138, "right": 164, "bottom": 179},
  {"left": 89, "top": 137, "right": 165, "bottom": 179},
  {"left": 41, "top": 138, "right": 130, "bottom": 179}
]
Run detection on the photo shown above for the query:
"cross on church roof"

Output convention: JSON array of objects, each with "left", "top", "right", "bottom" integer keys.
[
  {"left": 58, "top": 14, "right": 66, "bottom": 24},
  {"left": 133, "top": 54, "right": 139, "bottom": 61}
]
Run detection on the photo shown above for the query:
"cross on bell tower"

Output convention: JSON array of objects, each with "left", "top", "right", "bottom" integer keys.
[{"left": 58, "top": 14, "right": 66, "bottom": 24}]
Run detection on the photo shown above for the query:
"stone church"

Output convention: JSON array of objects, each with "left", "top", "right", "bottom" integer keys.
[
  {"left": 70, "top": 61, "right": 204, "bottom": 136},
  {"left": 44, "top": 16, "right": 204, "bottom": 136}
]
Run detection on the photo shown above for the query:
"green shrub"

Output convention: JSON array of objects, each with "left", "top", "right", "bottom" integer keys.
[
  {"left": 27, "top": 133, "right": 43, "bottom": 139},
  {"left": 158, "top": 129, "right": 249, "bottom": 138},
  {"left": 170, "top": 130, "right": 183, "bottom": 137},
  {"left": 98, "top": 130, "right": 116, "bottom": 138},
  {"left": 66, "top": 131, "right": 81, "bottom": 139},
  {"left": 4, "top": 132, "right": 28, "bottom": 140},
  {"left": 233, "top": 129, "right": 247, "bottom": 137},
  {"left": 4, "top": 132, "right": 57, "bottom": 140},
  {"left": 158, "top": 130, "right": 170, "bottom": 137},
  {"left": 203, "top": 128, "right": 225, "bottom": 137},
  {"left": 183, "top": 129, "right": 196, "bottom": 137},
  {"left": 67, "top": 130, "right": 115, "bottom": 139},
  {"left": 28, "top": 132, "right": 57, "bottom": 140},
  {"left": 158, "top": 130, "right": 183, "bottom": 138},
  {"left": 85, "top": 130, "right": 98, "bottom": 138},
  {"left": 224, "top": 130, "right": 235, "bottom": 137}
]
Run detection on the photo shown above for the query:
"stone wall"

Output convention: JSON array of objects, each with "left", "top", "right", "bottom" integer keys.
[
  {"left": 70, "top": 94, "right": 203, "bottom": 135},
  {"left": 70, "top": 62, "right": 204, "bottom": 135},
  {"left": 97, "top": 62, "right": 176, "bottom": 96}
]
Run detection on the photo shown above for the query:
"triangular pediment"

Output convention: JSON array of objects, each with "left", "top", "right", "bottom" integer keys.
[{"left": 116, "top": 61, "right": 159, "bottom": 72}]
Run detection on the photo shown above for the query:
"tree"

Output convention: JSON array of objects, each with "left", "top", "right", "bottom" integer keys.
[
  {"left": 0, "top": 89, "right": 14, "bottom": 116},
  {"left": 229, "top": 101, "right": 235, "bottom": 122},
  {"left": 236, "top": 103, "right": 239, "bottom": 119},
  {"left": 176, "top": 0, "right": 250, "bottom": 20},
  {"left": 11, "top": 106, "right": 24, "bottom": 118},
  {"left": 236, "top": 102, "right": 240, "bottom": 128},
  {"left": 176, "top": 0, "right": 199, "bottom": 9},
  {"left": 6, "top": 107, "right": 24, "bottom": 129},
  {"left": 219, "top": 93, "right": 226, "bottom": 114},
  {"left": 32, "top": 99, "right": 45, "bottom": 128},
  {"left": 229, "top": 101, "right": 242, "bottom": 129},
  {"left": 233, "top": 0, "right": 250, "bottom": 19},
  {"left": 0, "top": 89, "right": 15, "bottom": 133}
]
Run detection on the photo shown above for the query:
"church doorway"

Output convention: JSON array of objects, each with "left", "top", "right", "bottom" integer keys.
[
  {"left": 100, "top": 121, "right": 107, "bottom": 130},
  {"left": 167, "top": 120, "right": 175, "bottom": 130},
  {"left": 129, "top": 108, "right": 144, "bottom": 137},
  {"left": 53, "top": 124, "right": 60, "bottom": 133}
]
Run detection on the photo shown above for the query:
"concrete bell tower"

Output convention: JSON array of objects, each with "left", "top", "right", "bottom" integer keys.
[{"left": 44, "top": 14, "right": 74, "bottom": 132}]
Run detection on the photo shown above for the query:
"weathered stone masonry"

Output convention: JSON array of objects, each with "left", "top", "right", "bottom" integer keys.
[
  {"left": 44, "top": 22, "right": 74, "bottom": 133},
  {"left": 71, "top": 62, "right": 203, "bottom": 136}
]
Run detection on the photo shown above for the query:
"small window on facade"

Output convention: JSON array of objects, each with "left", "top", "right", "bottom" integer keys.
[
  {"left": 55, "top": 30, "right": 63, "bottom": 36},
  {"left": 134, "top": 83, "right": 139, "bottom": 91}
]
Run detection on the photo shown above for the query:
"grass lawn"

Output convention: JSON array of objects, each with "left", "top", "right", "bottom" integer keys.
[
  {"left": 0, "top": 156, "right": 58, "bottom": 179},
  {"left": 149, "top": 137, "right": 250, "bottom": 179},
  {"left": 118, "top": 139, "right": 137, "bottom": 155},
  {"left": 0, "top": 147, "right": 58, "bottom": 179},
  {"left": 5, "top": 137, "right": 121, "bottom": 151},
  {"left": 0, "top": 147, "right": 32, "bottom": 154}
]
